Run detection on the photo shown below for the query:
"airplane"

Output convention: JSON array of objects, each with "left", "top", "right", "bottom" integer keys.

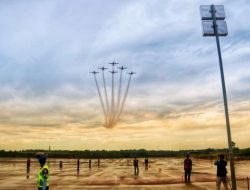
[
  {"left": 98, "top": 67, "right": 108, "bottom": 71},
  {"left": 118, "top": 66, "right": 127, "bottom": 70},
  {"left": 109, "top": 70, "right": 118, "bottom": 74},
  {"left": 90, "top": 71, "right": 99, "bottom": 75},
  {"left": 109, "top": 61, "right": 119, "bottom": 67},
  {"left": 128, "top": 71, "right": 136, "bottom": 75}
]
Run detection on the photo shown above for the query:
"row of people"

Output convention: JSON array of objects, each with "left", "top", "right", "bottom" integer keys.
[{"left": 31, "top": 153, "right": 229, "bottom": 190}]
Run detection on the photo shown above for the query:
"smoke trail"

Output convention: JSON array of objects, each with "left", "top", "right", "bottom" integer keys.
[
  {"left": 93, "top": 74, "right": 107, "bottom": 126},
  {"left": 101, "top": 70, "right": 110, "bottom": 127},
  {"left": 111, "top": 72, "right": 115, "bottom": 128},
  {"left": 115, "top": 74, "right": 132, "bottom": 124},
  {"left": 116, "top": 70, "right": 123, "bottom": 121}
]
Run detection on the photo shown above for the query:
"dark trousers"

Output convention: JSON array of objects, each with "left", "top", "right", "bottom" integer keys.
[
  {"left": 38, "top": 187, "right": 49, "bottom": 190},
  {"left": 185, "top": 169, "right": 191, "bottom": 182},
  {"left": 134, "top": 166, "right": 139, "bottom": 175}
]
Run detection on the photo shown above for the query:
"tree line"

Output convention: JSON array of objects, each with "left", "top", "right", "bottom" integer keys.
[{"left": 0, "top": 147, "right": 249, "bottom": 159}]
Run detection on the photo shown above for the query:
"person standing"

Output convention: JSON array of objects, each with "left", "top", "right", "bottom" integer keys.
[
  {"left": 214, "top": 154, "right": 229, "bottom": 190},
  {"left": 59, "top": 161, "right": 63, "bottom": 170},
  {"left": 77, "top": 157, "right": 80, "bottom": 171},
  {"left": 27, "top": 157, "right": 31, "bottom": 169},
  {"left": 97, "top": 158, "right": 100, "bottom": 167},
  {"left": 89, "top": 159, "right": 92, "bottom": 168},
  {"left": 26, "top": 157, "right": 31, "bottom": 179},
  {"left": 133, "top": 157, "right": 139, "bottom": 175},
  {"left": 184, "top": 154, "right": 192, "bottom": 183},
  {"left": 144, "top": 157, "right": 149, "bottom": 170},
  {"left": 36, "top": 153, "right": 50, "bottom": 190}
]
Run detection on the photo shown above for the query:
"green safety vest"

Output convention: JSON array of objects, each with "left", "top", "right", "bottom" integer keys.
[{"left": 38, "top": 164, "right": 50, "bottom": 188}]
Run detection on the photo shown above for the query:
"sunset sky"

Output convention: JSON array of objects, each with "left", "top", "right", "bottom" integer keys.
[{"left": 0, "top": 0, "right": 249, "bottom": 151}]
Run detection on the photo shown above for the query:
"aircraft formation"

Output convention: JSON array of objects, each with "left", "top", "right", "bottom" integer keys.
[{"left": 91, "top": 62, "right": 135, "bottom": 128}]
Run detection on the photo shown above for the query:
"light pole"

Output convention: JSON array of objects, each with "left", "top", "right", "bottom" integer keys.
[{"left": 200, "top": 5, "right": 237, "bottom": 190}]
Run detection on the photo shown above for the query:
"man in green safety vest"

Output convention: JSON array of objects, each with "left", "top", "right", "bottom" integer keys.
[{"left": 36, "top": 153, "right": 50, "bottom": 190}]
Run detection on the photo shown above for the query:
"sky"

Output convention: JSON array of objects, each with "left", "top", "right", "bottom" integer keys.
[{"left": 0, "top": 0, "right": 249, "bottom": 151}]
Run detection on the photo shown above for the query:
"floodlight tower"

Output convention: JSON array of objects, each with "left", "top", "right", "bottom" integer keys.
[{"left": 200, "top": 5, "right": 237, "bottom": 190}]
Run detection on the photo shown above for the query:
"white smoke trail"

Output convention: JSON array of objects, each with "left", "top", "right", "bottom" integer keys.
[
  {"left": 111, "top": 72, "right": 115, "bottom": 128},
  {"left": 116, "top": 70, "right": 123, "bottom": 122},
  {"left": 93, "top": 74, "right": 107, "bottom": 126},
  {"left": 115, "top": 74, "right": 132, "bottom": 124},
  {"left": 101, "top": 70, "right": 110, "bottom": 127}
]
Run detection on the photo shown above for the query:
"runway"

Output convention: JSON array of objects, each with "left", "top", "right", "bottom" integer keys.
[{"left": 0, "top": 157, "right": 249, "bottom": 189}]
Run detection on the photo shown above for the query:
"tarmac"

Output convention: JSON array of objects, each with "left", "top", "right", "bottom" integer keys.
[{"left": 0, "top": 157, "right": 249, "bottom": 189}]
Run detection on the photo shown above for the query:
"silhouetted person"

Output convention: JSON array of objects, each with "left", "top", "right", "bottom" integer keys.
[
  {"left": 214, "top": 154, "right": 228, "bottom": 190},
  {"left": 144, "top": 157, "right": 149, "bottom": 170},
  {"left": 27, "top": 157, "right": 31, "bottom": 169},
  {"left": 77, "top": 157, "right": 80, "bottom": 171},
  {"left": 89, "top": 159, "right": 92, "bottom": 168},
  {"left": 184, "top": 154, "right": 192, "bottom": 183},
  {"left": 59, "top": 161, "right": 63, "bottom": 170},
  {"left": 26, "top": 157, "right": 31, "bottom": 179},
  {"left": 133, "top": 157, "right": 139, "bottom": 175},
  {"left": 97, "top": 158, "right": 100, "bottom": 167}
]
